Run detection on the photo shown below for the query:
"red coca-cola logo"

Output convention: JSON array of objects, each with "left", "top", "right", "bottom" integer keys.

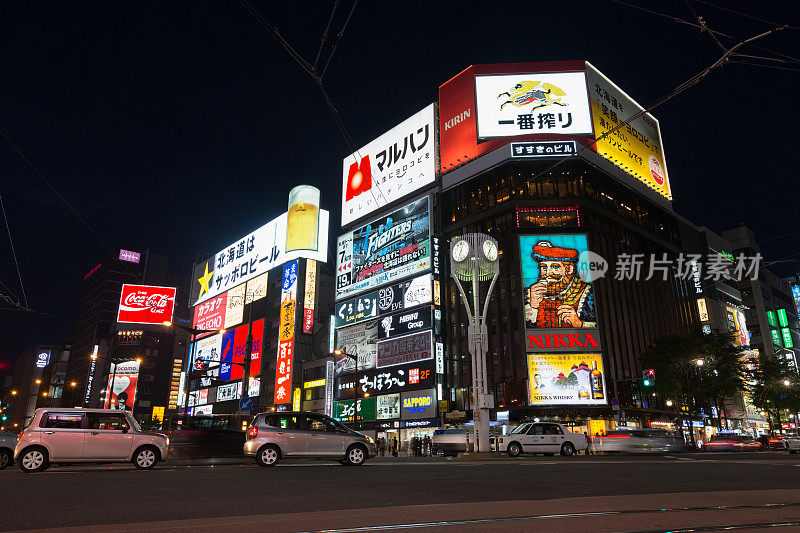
[
  {"left": 118, "top": 284, "right": 176, "bottom": 324},
  {"left": 124, "top": 292, "right": 170, "bottom": 310}
]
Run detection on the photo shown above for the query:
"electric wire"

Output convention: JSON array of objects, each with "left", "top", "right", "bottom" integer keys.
[
  {"left": 320, "top": 0, "right": 359, "bottom": 79},
  {"left": 238, "top": 0, "right": 389, "bottom": 217},
  {"left": 611, "top": 0, "right": 800, "bottom": 64},
  {"left": 691, "top": 0, "right": 800, "bottom": 29},
  {"left": 0, "top": 192, "right": 28, "bottom": 309},
  {"left": 313, "top": 0, "right": 339, "bottom": 70},
  {"left": 0, "top": 129, "right": 117, "bottom": 257},
  {"left": 519, "top": 25, "right": 787, "bottom": 189}
]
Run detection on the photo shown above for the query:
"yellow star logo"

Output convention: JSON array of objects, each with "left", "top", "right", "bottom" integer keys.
[{"left": 197, "top": 262, "right": 214, "bottom": 297}]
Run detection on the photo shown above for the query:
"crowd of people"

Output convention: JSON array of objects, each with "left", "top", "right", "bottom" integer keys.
[{"left": 375, "top": 435, "right": 434, "bottom": 457}]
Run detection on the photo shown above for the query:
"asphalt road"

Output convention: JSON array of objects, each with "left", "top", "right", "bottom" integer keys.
[{"left": 3, "top": 453, "right": 800, "bottom": 532}]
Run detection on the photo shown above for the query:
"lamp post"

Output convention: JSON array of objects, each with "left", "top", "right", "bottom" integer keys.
[{"left": 449, "top": 233, "right": 500, "bottom": 453}]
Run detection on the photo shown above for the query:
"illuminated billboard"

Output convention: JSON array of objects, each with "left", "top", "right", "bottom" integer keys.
[
  {"left": 336, "top": 197, "right": 431, "bottom": 300},
  {"left": 519, "top": 235, "right": 596, "bottom": 330},
  {"left": 193, "top": 196, "right": 329, "bottom": 306},
  {"left": 117, "top": 284, "right": 176, "bottom": 325},
  {"left": 303, "top": 260, "right": 317, "bottom": 334},
  {"left": 341, "top": 104, "right": 436, "bottom": 226},
  {"left": 376, "top": 330, "right": 433, "bottom": 369},
  {"left": 376, "top": 274, "right": 432, "bottom": 315},
  {"left": 334, "top": 320, "right": 379, "bottom": 373},
  {"left": 527, "top": 353, "right": 607, "bottom": 405},
  {"left": 104, "top": 360, "right": 140, "bottom": 411},
  {"left": 586, "top": 63, "right": 672, "bottom": 201},
  {"left": 274, "top": 261, "right": 298, "bottom": 404},
  {"left": 792, "top": 285, "right": 800, "bottom": 316},
  {"left": 335, "top": 359, "right": 435, "bottom": 400},
  {"left": 193, "top": 292, "right": 226, "bottom": 331},
  {"left": 224, "top": 283, "right": 245, "bottom": 329},
  {"left": 475, "top": 72, "right": 592, "bottom": 139},
  {"left": 401, "top": 388, "right": 437, "bottom": 420}
]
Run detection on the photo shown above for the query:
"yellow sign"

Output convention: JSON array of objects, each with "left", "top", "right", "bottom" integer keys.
[
  {"left": 292, "top": 387, "right": 301, "bottom": 411},
  {"left": 303, "top": 379, "right": 326, "bottom": 389},
  {"left": 151, "top": 406, "right": 165, "bottom": 423},
  {"left": 586, "top": 63, "right": 672, "bottom": 201},
  {"left": 697, "top": 298, "right": 709, "bottom": 322},
  {"left": 527, "top": 353, "right": 607, "bottom": 405}
]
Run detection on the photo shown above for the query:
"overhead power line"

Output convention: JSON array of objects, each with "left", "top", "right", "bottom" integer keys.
[
  {"left": 0, "top": 192, "right": 28, "bottom": 309},
  {"left": 238, "top": 0, "right": 388, "bottom": 213}
]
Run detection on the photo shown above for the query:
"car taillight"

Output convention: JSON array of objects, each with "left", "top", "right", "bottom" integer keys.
[
  {"left": 248, "top": 426, "right": 258, "bottom": 440},
  {"left": 17, "top": 432, "right": 23, "bottom": 443}
]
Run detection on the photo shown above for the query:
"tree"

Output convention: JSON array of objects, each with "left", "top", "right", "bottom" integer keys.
[
  {"left": 748, "top": 351, "right": 800, "bottom": 432},
  {"left": 641, "top": 330, "right": 748, "bottom": 429}
]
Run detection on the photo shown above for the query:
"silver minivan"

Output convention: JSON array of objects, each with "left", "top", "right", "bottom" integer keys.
[
  {"left": 14, "top": 408, "right": 169, "bottom": 472},
  {"left": 244, "top": 411, "right": 376, "bottom": 466}
]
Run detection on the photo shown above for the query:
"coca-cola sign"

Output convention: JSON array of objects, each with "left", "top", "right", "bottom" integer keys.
[{"left": 117, "top": 284, "right": 177, "bottom": 325}]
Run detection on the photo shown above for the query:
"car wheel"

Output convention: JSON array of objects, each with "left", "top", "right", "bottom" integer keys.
[
  {"left": 507, "top": 442, "right": 522, "bottom": 457},
  {"left": 133, "top": 446, "right": 159, "bottom": 470},
  {"left": 19, "top": 446, "right": 48, "bottom": 473},
  {"left": 561, "top": 442, "right": 576, "bottom": 457},
  {"left": 435, "top": 447, "right": 446, "bottom": 458},
  {"left": 345, "top": 444, "right": 367, "bottom": 466},
  {"left": 256, "top": 445, "right": 281, "bottom": 467},
  {"left": 0, "top": 449, "right": 11, "bottom": 469}
]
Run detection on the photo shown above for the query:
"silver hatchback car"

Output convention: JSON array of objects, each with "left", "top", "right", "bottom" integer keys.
[
  {"left": 15, "top": 408, "right": 169, "bottom": 472},
  {"left": 244, "top": 411, "right": 376, "bottom": 466}
]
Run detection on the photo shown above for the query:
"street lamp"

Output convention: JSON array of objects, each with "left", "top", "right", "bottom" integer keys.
[
  {"left": 450, "top": 233, "right": 500, "bottom": 453},
  {"left": 666, "top": 400, "right": 673, "bottom": 407}
]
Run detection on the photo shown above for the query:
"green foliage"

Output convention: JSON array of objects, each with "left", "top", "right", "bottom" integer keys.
[
  {"left": 748, "top": 350, "right": 800, "bottom": 418},
  {"left": 641, "top": 330, "right": 748, "bottom": 416}
]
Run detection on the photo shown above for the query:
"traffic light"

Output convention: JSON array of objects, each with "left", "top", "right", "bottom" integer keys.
[
  {"left": 642, "top": 369, "right": 655, "bottom": 387},
  {"left": 1, "top": 415, "right": 7, "bottom": 421}
]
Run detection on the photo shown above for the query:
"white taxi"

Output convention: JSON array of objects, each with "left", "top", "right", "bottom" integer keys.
[{"left": 499, "top": 422, "right": 586, "bottom": 457}]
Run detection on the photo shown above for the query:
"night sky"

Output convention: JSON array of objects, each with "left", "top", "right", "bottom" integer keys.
[{"left": 1, "top": 1, "right": 798, "bottom": 370}]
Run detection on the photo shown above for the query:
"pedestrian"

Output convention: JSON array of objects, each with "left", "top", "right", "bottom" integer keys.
[
  {"left": 391, "top": 437, "right": 398, "bottom": 457},
  {"left": 378, "top": 437, "right": 386, "bottom": 457},
  {"left": 411, "top": 436, "right": 419, "bottom": 457},
  {"left": 584, "top": 431, "right": 593, "bottom": 455},
  {"left": 423, "top": 435, "right": 431, "bottom": 456}
]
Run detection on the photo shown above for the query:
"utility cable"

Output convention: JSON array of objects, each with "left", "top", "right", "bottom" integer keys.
[
  {"left": 0, "top": 192, "right": 28, "bottom": 309},
  {"left": 314, "top": 0, "right": 339, "bottom": 70},
  {"left": 238, "top": 0, "right": 389, "bottom": 216},
  {"left": 321, "top": 0, "right": 358, "bottom": 80},
  {"left": 691, "top": 0, "right": 800, "bottom": 29},
  {"left": 0, "top": 129, "right": 117, "bottom": 258},
  {"left": 612, "top": 0, "right": 800, "bottom": 64},
  {"left": 521, "top": 25, "right": 787, "bottom": 189}
]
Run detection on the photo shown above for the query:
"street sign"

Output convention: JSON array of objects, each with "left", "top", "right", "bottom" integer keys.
[{"left": 239, "top": 397, "right": 253, "bottom": 412}]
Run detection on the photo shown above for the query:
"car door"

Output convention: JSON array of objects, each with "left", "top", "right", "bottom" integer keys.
[
  {"left": 38, "top": 412, "right": 86, "bottom": 461},
  {"left": 271, "top": 413, "right": 309, "bottom": 456},
  {"left": 543, "top": 424, "right": 566, "bottom": 452},
  {"left": 304, "top": 414, "right": 347, "bottom": 456},
  {"left": 523, "top": 423, "right": 545, "bottom": 452},
  {"left": 84, "top": 413, "right": 134, "bottom": 460}
]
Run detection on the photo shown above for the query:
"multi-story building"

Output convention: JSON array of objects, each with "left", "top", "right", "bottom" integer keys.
[
  {"left": 184, "top": 186, "right": 335, "bottom": 418},
  {"left": 329, "top": 61, "right": 716, "bottom": 446},
  {"left": 64, "top": 249, "right": 191, "bottom": 420},
  {"left": 723, "top": 226, "right": 799, "bottom": 369},
  {"left": 4, "top": 344, "right": 71, "bottom": 427}
]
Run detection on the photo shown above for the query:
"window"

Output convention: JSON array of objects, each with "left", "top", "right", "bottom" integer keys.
[
  {"left": 275, "top": 415, "right": 301, "bottom": 430},
  {"left": 527, "top": 424, "right": 545, "bottom": 435},
  {"left": 543, "top": 424, "right": 563, "bottom": 435},
  {"left": 87, "top": 413, "right": 129, "bottom": 431},
  {"left": 41, "top": 413, "right": 84, "bottom": 429}
]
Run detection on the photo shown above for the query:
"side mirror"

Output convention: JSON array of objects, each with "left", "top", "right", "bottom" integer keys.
[{"left": 121, "top": 428, "right": 129, "bottom": 433}]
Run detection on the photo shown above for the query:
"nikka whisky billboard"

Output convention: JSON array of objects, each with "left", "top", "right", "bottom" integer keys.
[{"left": 527, "top": 353, "right": 607, "bottom": 406}]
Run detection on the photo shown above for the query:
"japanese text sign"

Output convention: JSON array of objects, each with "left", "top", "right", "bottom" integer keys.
[{"left": 341, "top": 104, "right": 436, "bottom": 226}]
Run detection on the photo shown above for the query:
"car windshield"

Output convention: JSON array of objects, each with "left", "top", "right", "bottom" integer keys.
[{"left": 510, "top": 424, "right": 530, "bottom": 435}]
